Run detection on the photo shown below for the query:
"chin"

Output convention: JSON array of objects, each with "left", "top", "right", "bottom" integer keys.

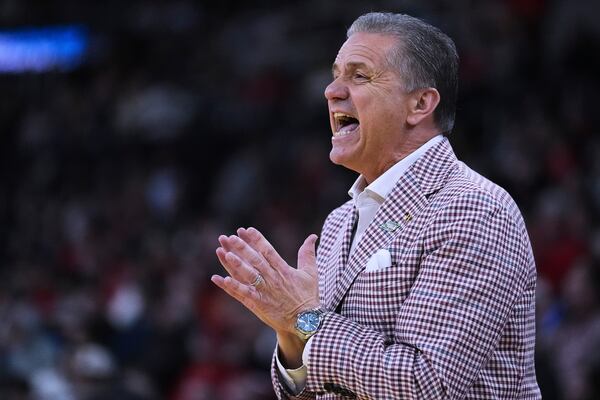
[
  {"left": 329, "top": 149, "right": 345, "bottom": 165},
  {"left": 329, "top": 150, "right": 356, "bottom": 172}
]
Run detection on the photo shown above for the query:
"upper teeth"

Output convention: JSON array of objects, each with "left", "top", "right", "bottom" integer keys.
[
  {"left": 334, "top": 112, "right": 353, "bottom": 120},
  {"left": 333, "top": 112, "right": 358, "bottom": 136}
]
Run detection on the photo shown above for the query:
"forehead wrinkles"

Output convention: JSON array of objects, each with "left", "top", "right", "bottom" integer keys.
[{"left": 334, "top": 41, "right": 395, "bottom": 73}]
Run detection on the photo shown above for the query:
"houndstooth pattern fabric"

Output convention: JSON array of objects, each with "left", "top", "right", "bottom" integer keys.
[{"left": 271, "top": 137, "right": 541, "bottom": 399}]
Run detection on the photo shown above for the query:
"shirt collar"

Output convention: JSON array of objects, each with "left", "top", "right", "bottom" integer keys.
[{"left": 348, "top": 134, "right": 444, "bottom": 202}]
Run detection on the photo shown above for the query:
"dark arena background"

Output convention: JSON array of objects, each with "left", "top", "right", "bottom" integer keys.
[{"left": 1, "top": 1, "right": 600, "bottom": 399}]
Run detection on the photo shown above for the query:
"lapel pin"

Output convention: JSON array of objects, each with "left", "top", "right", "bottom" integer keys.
[{"left": 380, "top": 220, "right": 401, "bottom": 233}]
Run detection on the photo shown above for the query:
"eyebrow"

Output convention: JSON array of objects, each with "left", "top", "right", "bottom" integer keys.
[{"left": 331, "top": 61, "right": 370, "bottom": 76}]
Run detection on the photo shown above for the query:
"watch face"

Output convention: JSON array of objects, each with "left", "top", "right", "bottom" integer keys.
[{"left": 297, "top": 311, "right": 320, "bottom": 333}]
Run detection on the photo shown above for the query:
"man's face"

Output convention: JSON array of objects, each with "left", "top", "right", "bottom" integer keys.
[{"left": 325, "top": 32, "right": 411, "bottom": 182}]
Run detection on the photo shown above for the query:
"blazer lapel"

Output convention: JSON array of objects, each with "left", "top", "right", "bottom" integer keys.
[
  {"left": 322, "top": 205, "right": 357, "bottom": 309},
  {"left": 329, "top": 170, "right": 427, "bottom": 310},
  {"left": 329, "top": 137, "right": 458, "bottom": 311}
]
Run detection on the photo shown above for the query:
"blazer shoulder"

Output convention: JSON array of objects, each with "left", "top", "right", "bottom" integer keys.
[
  {"left": 436, "top": 160, "right": 528, "bottom": 232},
  {"left": 427, "top": 161, "right": 536, "bottom": 279}
]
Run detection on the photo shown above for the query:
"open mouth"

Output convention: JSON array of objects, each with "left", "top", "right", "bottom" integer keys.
[{"left": 333, "top": 112, "right": 359, "bottom": 137}]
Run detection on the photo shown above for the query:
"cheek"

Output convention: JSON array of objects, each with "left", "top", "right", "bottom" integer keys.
[
  {"left": 379, "top": 99, "right": 407, "bottom": 127},
  {"left": 360, "top": 104, "right": 392, "bottom": 133}
]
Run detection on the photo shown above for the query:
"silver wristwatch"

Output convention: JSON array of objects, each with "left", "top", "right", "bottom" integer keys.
[{"left": 294, "top": 308, "right": 325, "bottom": 341}]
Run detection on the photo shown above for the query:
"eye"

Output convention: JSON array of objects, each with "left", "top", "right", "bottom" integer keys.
[{"left": 353, "top": 72, "right": 369, "bottom": 81}]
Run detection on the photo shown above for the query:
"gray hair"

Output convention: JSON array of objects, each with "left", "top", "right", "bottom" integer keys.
[{"left": 347, "top": 12, "right": 459, "bottom": 133}]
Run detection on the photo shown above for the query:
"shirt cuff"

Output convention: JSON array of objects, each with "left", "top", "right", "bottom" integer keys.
[
  {"left": 302, "top": 336, "right": 314, "bottom": 365},
  {"left": 275, "top": 338, "right": 314, "bottom": 395}
]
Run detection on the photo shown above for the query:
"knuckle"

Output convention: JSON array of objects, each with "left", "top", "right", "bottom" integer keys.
[
  {"left": 226, "top": 253, "right": 238, "bottom": 265},
  {"left": 266, "top": 247, "right": 277, "bottom": 259},
  {"left": 249, "top": 253, "right": 262, "bottom": 266}
]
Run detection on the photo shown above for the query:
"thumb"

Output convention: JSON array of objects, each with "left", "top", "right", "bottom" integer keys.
[{"left": 297, "top": 234, "right": 318, "bottom": 276}]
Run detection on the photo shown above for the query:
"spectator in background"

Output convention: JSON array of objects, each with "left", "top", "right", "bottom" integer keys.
[{"left": 0, "top": 1, "right": 599, "bottom": 399}]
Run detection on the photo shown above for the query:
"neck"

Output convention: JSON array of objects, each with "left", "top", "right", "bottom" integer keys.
[{"left": 362, "top": 131, "right": 439, "bottom": 184}]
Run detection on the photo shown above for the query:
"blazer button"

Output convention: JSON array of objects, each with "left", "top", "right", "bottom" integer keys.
[
  {"left": 339, "top": 388, "right": 356, "bottom": 398},
  {"left": 323, "top": 383, "right": 355, "bottom": 398},
  {"left": 324, "top": 383, "right": 342, "bottom": 393}
]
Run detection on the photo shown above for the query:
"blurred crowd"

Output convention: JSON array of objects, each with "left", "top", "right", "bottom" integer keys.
[{"left": 1, "top": 0, "right": 600, "bottom": 399}]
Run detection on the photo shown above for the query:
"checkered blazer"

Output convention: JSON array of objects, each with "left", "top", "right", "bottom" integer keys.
[{"left": 271, "top": 137, "right": 541, "bottom": 399}]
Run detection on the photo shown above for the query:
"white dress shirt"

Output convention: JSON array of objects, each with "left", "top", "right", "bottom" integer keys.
[{"left": 276, "top": 135, "right": 444, "bottom": 394}]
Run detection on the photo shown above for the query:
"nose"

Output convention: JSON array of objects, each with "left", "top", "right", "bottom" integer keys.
[{"left": 324, "top": 78, "right": 348, "bottom": 101}]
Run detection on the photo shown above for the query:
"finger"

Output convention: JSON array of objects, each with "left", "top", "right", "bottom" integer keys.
[
  {"left": 219, "top": 234, "right": 264, "bottom": 276},
  {"left": 215, "top": 247, "right": 262, "bottom": 285},
  {"left": 218, "top": 234, "right": 235, "bottom": 252},
  {"left": 216, "top": 246, "right": 240, "bottom": 280},
  {"left": 211, "top": 275, "right": 259, "bottom": 306},
  {"left": 216, "top": 246, "right": 233, "bottom": 269},
  {"left": 297, "top": 234, "right": 318, "bottom": 277},
  {"left": 241, "top": 227, "right": 288, "bottom": 271},
  {"left": 220, "top": 234, "right": 263, "bottom": 268},
  {"left": 227, "top": 232, "right": 275, "bottom": 279}
]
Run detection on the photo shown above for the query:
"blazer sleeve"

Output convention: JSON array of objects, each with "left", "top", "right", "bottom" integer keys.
[
  {"left": 300, "top": 191, "right": 535, "bottom": 399},
  {"left": 271, "top": 353, "right": 317, "bottom": 400},
  {"left": 270, "top": 208, "right": 341, "bottom": 400}
]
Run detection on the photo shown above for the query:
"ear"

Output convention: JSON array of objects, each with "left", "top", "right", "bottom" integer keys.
[{"left": 406, "top": 88, "right": 440, "bottom": 126}]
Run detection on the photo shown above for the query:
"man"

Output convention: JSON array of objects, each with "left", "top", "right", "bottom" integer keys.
[{"left": 212, "top": 12, "right": 541, "bottom": 399}]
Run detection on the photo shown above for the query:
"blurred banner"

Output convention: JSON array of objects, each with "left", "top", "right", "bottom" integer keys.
[{"left": 0, "top": 25, "right": 88, "bottom": 73}]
